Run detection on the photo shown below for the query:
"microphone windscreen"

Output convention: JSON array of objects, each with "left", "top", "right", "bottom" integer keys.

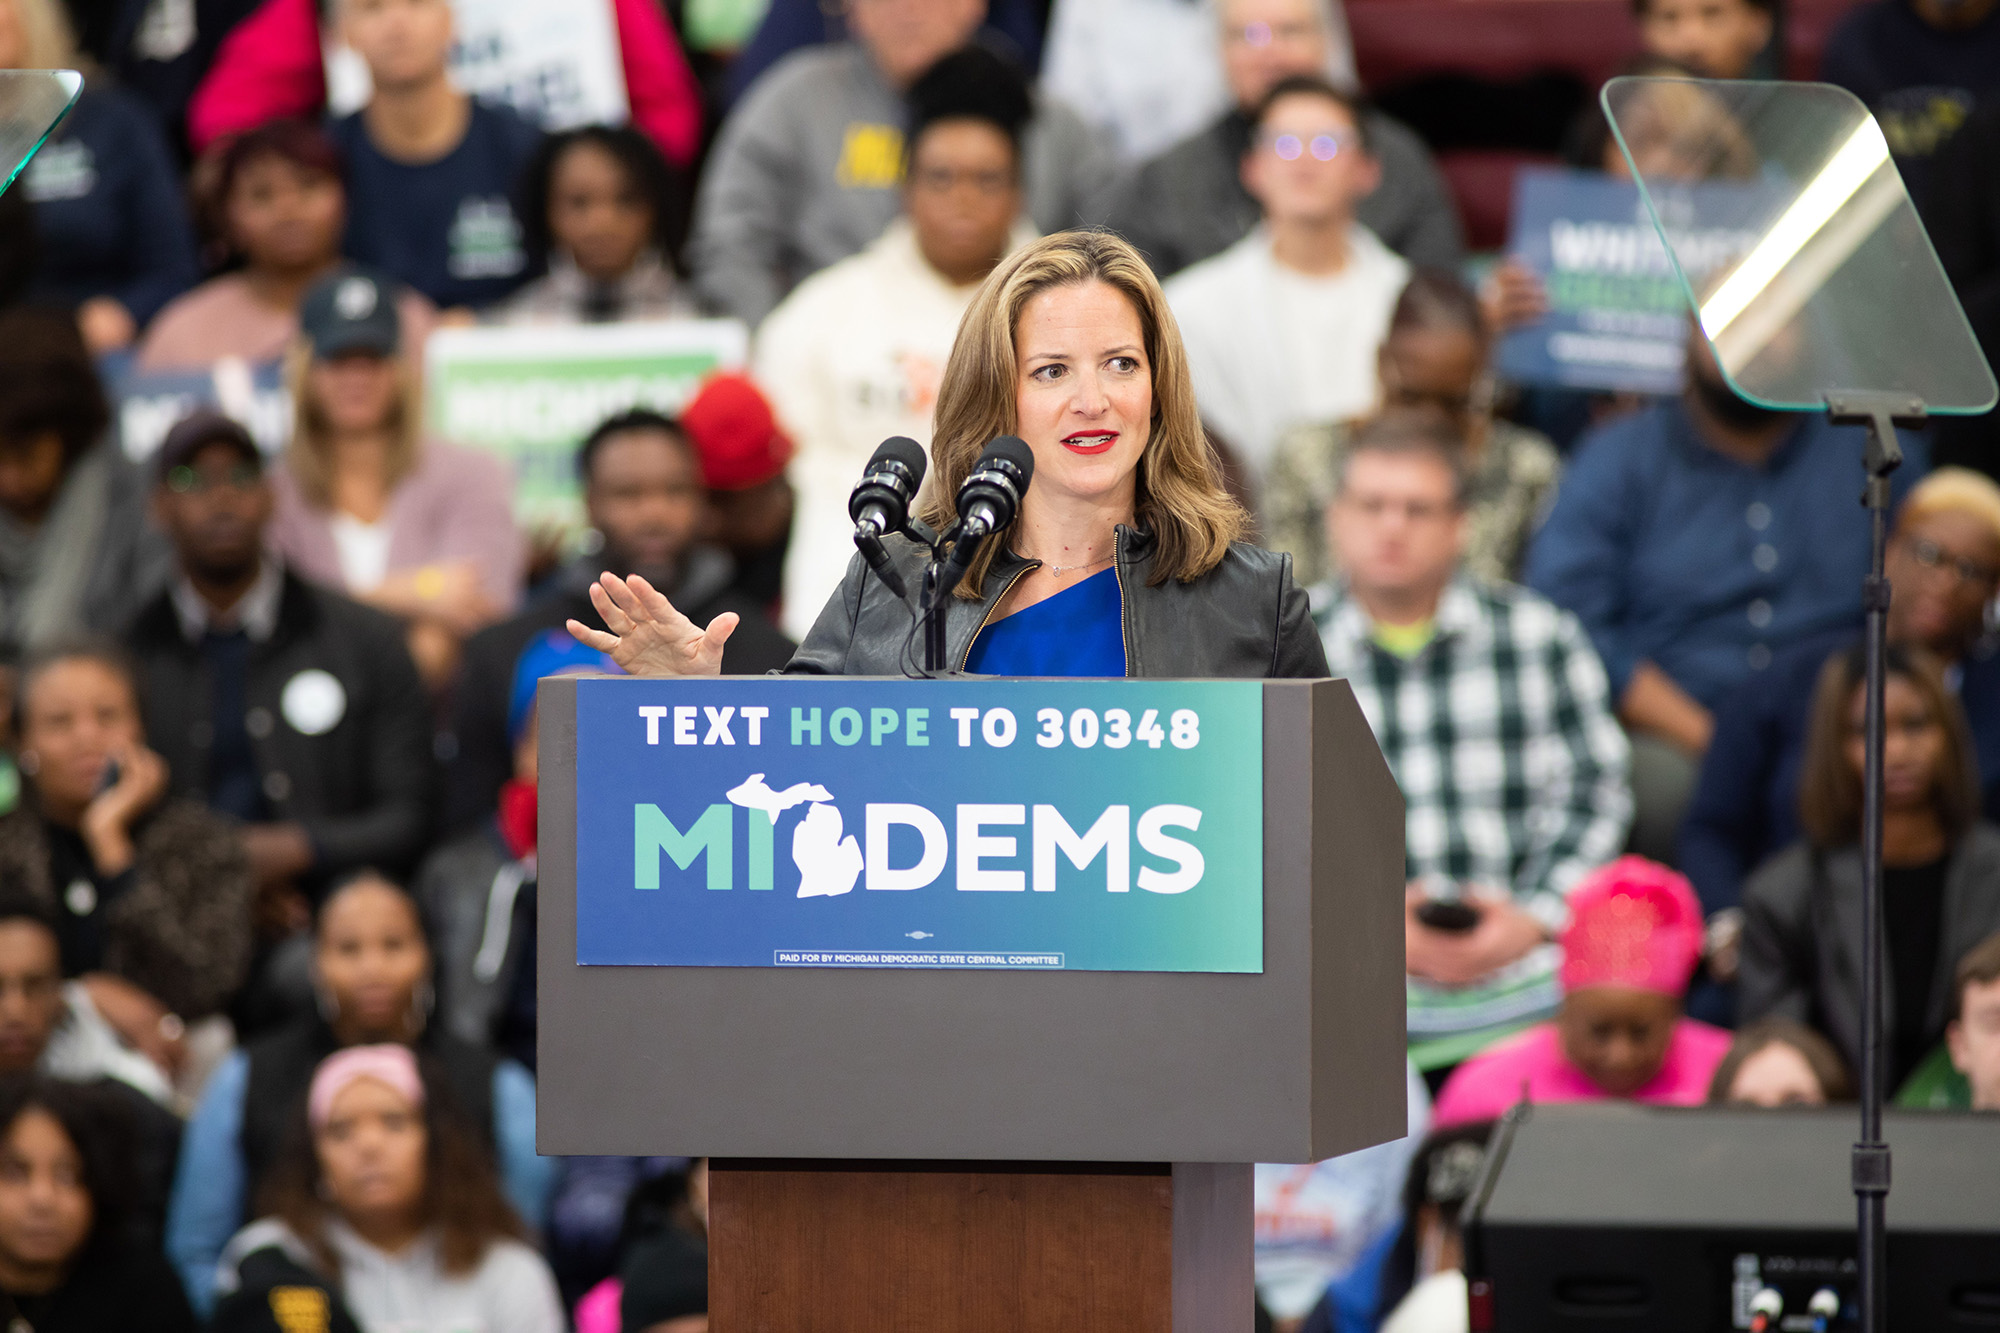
[
  {"left": 870, "top": 436, "right": 928, "bottom": 487},
  {"left": 978, "top": 435, "right": 1034, "bottom": 486}
]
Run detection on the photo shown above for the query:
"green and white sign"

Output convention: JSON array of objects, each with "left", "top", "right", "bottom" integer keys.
[{"left": 424, "top": 319, "right": 749, "bottom": 531}]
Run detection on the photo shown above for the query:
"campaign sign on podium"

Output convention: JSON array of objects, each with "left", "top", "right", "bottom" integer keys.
[{"left": 573, "top": 678, "right": 1264, "bottom": 973}]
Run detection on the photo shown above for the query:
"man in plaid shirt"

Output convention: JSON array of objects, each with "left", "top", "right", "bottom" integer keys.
[{"left": 1311, "top": 412, "right": 1633, "bottom": 1061}]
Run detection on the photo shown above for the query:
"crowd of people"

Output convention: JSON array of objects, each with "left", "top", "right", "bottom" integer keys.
[{"left": 1, "top": 0, "right": 1999, "bottom": 1328}]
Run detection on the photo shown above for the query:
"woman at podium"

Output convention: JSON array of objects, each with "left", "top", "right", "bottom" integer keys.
[{"left": 569, "top": 230, "right": 1329, "bottom": 679}]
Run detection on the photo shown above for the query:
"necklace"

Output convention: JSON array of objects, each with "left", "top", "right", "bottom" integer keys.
[{"left": 1032, "top": 553, "right": 1115, "bottom": 578}]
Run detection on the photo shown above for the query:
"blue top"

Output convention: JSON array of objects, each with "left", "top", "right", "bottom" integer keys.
[
  {"left": 1524, "top": 399, "right": 1928, "bottom": 714},
  {"left": 964, "top": 567, "right": 1126, "bottom": 677},
  {"left": 1680, "top": 630, "right": 2000, "bottom": 915},
  {"left": 327, "top": 100, "right": 544, "bottom": 310}
]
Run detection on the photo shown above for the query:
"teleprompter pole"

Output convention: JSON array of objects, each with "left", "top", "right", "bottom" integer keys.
[{"left": 1828, "top": 392, "right": 1925, "bottom": 1333}]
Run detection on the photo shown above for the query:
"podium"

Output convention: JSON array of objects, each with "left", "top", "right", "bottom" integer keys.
[{"left": 537, "top": 675, "right": 1406, "bottom": 1332}]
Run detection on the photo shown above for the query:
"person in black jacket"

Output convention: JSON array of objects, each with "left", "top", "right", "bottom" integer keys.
[
  {"left": 442, "top": 408, "right": 793, "bottom": 832},
  {"left": 1741, "top": 644, "right": 2000, "bottom": 1096},
  {"left": 126, "top": 410, "right": 434, "bottom": 906}
]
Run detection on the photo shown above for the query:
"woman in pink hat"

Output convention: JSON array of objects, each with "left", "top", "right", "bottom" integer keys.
[{"left": 1432, "top": 856, "right": 1732, "bottom": 1127}]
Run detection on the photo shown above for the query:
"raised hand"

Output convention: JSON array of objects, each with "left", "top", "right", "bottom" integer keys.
[{"left": 567, "top": 572, "right": 739, "bottom": 677}]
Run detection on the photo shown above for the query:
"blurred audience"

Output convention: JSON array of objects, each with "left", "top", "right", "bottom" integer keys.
[
  {"left": 168, "top": 872, "right": 550, "bottom": 1316},
  {"left": 211, "top": 1044, "right": 562, "bottom": 1333},
  {"left": 3, "top": 641, "right": 251, "bottom": 1085},
  {"left": 688, "top": 0, "right": 1103, "bottom": 325},
  {"left": 1043, "top": 0, "right": 1241, "bottom": 164},
  {"left": 1946, "top": 931, "right": 2000, "bottom": 1109},
  {"left": 723, "top": 0, "right": 1046, "bottom": 106},
  {"left": 1373, "top": 1122, "right": 1494, "bottom": 1333},
  {"left": 1683, "top": 468, "right": 2000, "bottom": 923},
  {"left": 1433, "top": 858, "right": 1729, "bottom": 1126},
  {"left": 681, "top": 373, "right": 796, "bottom": 610},
  {"left": 137, "top": 119, "right": 435, "bottom": 373},
  {"left": 1926, "top": 101, "right": 2000, "bottom": 474},
  {"left": 0, "top": 897, "right": 182, "bottom": 1242},
  {"left": 495, "top": 125, "right": 695, "bottom": 326},
  {"left": 1821, "top": 0, "right": 2000, "bottom": 200},
  {"left": 1089, "top": 0, "right": 1461, "bottom": 278},
  {"left": 1311, "top": 412, "right": 1629, "bottom": 1070},
  {"left": 129, "top": 411, "right": 435, "bottom": 933},
  {"left": 1254, "top": 1063, "right": 1427, "bottom": 1333},
  {"left": 1526, "top": 328, "right": 1927, "bottom": 864},
  {"left": 1266, "top": 269, "right": 1558, "bottom": 586},
  {"left": 1740, "top": 645, "right": 2000, "bottom": 1094},
  {"left": 1706, "top": 1017, "right": 1853, "bottom": 1106},
  {"left": 187, "top": 0, "right": 700, "bottom": 168},
  {"left": 269, "top": 268, "right": 524, "bottom": 688},
  {"left": 445, "top": 408, "right": 792, "bottom": 833},
  {"left": 756, "top": 44, "right": 1034, "bottom": 638},
  {"left": 0, "top": 309, "right": 168, "bottom": 651},
  {"left": 0, "top": 1076, "right": 195, "bottom": 1332},
  {"left": 1634, "top": 0, "right": 1774, "bottom": 79},
  {"left": 1166, "top": 74, "right": 1406, "bottom": 499},
  {"left": 421, "top": 633, "right": 601, "bottom": 1073},
  {"left": 4, "top": 0, "right": 198, "bottom": 351},
  {"left": 321, "top": 0, "right": 543, "bottom": 313}
]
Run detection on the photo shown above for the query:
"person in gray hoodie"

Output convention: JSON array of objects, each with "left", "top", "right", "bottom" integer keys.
[
  {"left": 688, "top": 0, "right": 1107, "bottom": 326},
  {"left": 1087, "top": 0, "right": 1464, "bottom": 278}
]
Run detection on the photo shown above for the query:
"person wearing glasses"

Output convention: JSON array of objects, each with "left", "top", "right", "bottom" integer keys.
[
  {"left": 1683, "top": 469, "right": 2000, "bottom": 979},
  {"left": 1164, "top": 74, "right": 1410, "bottom": 517},
  {"left": 753, "top": 46, "right": 1038, "bottom": 638},
  {"left": 1264, "top": 269, "right": 1561, "bottom": 587},
  {"left": 124, "top": 411, "right": 434, "bottom": 1032}
]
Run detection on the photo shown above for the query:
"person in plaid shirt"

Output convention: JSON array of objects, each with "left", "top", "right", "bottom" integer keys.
[{"left": 1311, "top": 410, "right": 1633, "bottom": 1068}]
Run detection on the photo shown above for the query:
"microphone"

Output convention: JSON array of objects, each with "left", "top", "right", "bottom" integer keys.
[
  {"left": 1748, "top": 1288, "right": 1784, "bottom": 1333},
  {"left": 940, "top": 436, "right": 1034, "bottom": 594},
  {"left": 849, "top": 437, "right": 927, "bottom": 598}
]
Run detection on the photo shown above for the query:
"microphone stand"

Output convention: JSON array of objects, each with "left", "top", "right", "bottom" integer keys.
[{"left": 1827, "top": 391, "right": 1924, "bottom": 1333}]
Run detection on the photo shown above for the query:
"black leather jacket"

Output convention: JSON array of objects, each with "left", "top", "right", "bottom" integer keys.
[{"left": 783, "top": 525, "right": 1329, "bottom": 678}]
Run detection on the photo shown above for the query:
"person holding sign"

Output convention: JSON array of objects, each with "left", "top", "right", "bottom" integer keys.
[{"left": 569, "top": 229, "right": 1328, "bottom": 680}]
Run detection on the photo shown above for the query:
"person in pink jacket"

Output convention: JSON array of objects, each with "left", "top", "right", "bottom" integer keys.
[
  {"left": 1432, "top": 857, "right": 1734, "bottom": 1127},
  {"left": 267, "top": 267, "right": 524, "bottom": 691},
  {"left": 184, "top": 0, "right": 702, "bottom": 169}
]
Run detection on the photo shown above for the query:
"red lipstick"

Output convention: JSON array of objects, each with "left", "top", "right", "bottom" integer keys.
[{"left": 1062, "top": 430, "right": 1117, "bottom": 455}]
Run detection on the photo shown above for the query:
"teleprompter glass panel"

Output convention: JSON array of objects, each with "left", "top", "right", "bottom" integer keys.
[
  {"left": 0, "top": 70, "right": 83, "bottom": 198},
  {"left": 1602, "top": 76, "right": 1996, "bottom": 414}
]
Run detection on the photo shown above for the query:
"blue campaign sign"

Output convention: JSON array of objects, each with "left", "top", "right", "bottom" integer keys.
[
  {"left": 571, "top": 677, "right": 1265, "bottom": 972},
  {"left": 1495, "top": 168, "right": 1763, "bottom": 395}
]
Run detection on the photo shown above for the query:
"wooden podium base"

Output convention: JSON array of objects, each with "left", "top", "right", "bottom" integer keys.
[{"left": 709, "top": 1159, "right": 1251, "bottom": 1333}]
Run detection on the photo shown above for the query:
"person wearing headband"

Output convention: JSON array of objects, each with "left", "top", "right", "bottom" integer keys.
[
  {"left": 212, "top": 1045, "right": 562, "bottom": 1333},
  {"left": 1431, "top": 857, "right": 1731, "bottom": 1127}
]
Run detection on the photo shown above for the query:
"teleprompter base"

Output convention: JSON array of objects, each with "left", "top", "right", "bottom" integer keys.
[{"left": 708, "top": 1160, "right": 1251, "bottom": 1333}]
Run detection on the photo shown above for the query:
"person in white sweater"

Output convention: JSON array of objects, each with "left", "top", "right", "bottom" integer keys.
[
  {"left": 755, "top": 46, "right": 1037, "bottom": 639},
  {"left": 1165, "top": 72, "right": 1408, "bottom": 511},
  {"left": 210, "top": 1045, "right": 563, "bottom": 1333}
]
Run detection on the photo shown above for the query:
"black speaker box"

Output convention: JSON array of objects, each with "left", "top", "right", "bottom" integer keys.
[{"left": 1463, "top": 1103, "right": 2000, "bottom": 1331}]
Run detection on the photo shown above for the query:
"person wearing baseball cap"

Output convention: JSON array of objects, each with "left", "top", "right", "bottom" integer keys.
[
  {"left": 126, "top": 405, "right": 436, "bottom": 933},
  {"left": 679, "top": 372, "right": 795, "bottom": 610},
  {"left": 265, "top": 266, "right": 525, "bottom": 691}
]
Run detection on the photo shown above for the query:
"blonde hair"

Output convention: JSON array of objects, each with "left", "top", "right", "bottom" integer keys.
[
  {"left": 283, "top": 339, "right": 423, "bottom": 508},
  {"left": 921, "top": 229, "right": 1245, "bottom": 596},
  {"left": 3, "top": 0, "right": 80, "bottom": 70},
  {"left": 1901, "top": 466, "right": 2000, "bottom": 552}
]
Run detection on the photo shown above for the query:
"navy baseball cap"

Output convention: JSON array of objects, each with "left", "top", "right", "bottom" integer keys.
[
  {"left": 299, "top": 266, "right": 400, "bottom": 358},
  {"left": 155, "top": 409, "right": 262, "bottom": 483}
]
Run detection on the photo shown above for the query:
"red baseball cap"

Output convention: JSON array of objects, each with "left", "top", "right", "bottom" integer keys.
[{"left": 680, "top": 372, "right": 794, "bottom": 491}]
